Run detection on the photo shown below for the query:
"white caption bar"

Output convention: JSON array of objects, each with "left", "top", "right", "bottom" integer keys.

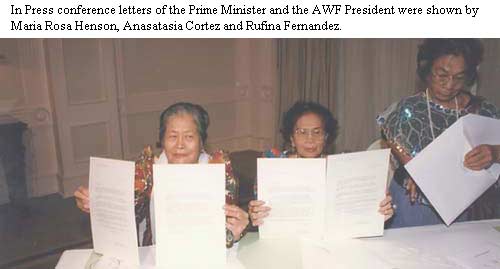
[{"left": 1, "top": 0, "right": 499, "bottom": 37}]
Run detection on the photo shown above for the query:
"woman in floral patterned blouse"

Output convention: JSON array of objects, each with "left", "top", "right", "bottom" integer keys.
[{"left": 75, "top": 102, "right": 249, "bottom": 248}]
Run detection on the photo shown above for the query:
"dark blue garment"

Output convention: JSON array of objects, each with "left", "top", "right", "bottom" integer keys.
[{"left": 385, "top": 174, "right": 470, "bottom": 229}]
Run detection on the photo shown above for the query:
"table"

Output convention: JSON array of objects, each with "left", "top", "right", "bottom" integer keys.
[{"left": 56, "top": 219, "right": 500, "bottom": 268}]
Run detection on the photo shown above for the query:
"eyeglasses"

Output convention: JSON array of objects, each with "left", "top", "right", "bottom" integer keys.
[
  {"left": 293, "top": 128, "right": 326, "bottom": 140},
  {"left": 431, "top": 71, "right": 466, "bottom": 86}
]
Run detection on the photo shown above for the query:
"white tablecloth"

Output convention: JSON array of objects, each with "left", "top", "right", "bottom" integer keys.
[{"left": 56, "top": 219, "right": 500, "bottom": 269}]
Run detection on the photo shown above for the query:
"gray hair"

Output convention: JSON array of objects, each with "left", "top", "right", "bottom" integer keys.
[{"left": 157, "top": 102, "right": 210, "bottom": 148}]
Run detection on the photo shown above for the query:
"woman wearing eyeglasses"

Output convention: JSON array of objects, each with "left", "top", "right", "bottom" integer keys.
[
  {"left": 248, "top": 101, "right": 394, "bottom": 226},
  {"left": 377, "top": 39, "right": 500, "bottom": 228}
]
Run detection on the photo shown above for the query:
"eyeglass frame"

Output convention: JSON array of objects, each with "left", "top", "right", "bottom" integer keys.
[
  {"left": 431, "top": 70, "right": 467, "bottom": 86},
  {"left": 293, "top": 127, "right": 327, "bottom": 141}
]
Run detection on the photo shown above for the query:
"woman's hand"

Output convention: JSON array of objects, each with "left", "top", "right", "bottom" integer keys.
[
  {"left": 464, "top": 144, "right": 500, "bottom": 171},
  {"left": 378, "top": 193, "right": 394, "bottom": 221},
  {"left": 406, "top": 178, "right": 418, "bottom": 204},
  {"left": 74, "top": 186, "right": 90, "bottom": 213},
  {"left": 248, "top": 200, "right": 271, "bottom": 226},
  {"left": 224, "top": 204, "right": 249, "bottom": 241}
]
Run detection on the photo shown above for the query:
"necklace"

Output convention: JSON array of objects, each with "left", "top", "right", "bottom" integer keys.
[{"left": 425, "top": 88, "right": 460, "bottom": 140}]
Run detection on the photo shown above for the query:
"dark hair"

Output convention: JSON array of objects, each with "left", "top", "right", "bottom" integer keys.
[
  {"left": 281, "top": 101, "right": 338, "bottom": 150},
  {"left": 417, "top": 39, "right": 483, "bottom": 87},
  {"left": 157, "top": 102, "right": 210, "bottom": 148}
]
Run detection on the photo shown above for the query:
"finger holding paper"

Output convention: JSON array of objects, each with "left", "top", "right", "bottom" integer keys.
[
  {"left": 248, "top": 200, "right": 271, "bottom": 226},
  {"left": 464, "top": 144, "right": 500, "bottom": 171},
  {"left": 379, "top": 194, "right": 394, "bottom": 221},
  {"left": 74, "top": 186, "right": 90, "bottom": 213}
]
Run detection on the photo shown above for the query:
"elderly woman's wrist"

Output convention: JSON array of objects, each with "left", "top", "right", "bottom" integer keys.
[{"left": 234, "top": 220, "right": 251, "bottom": 243}]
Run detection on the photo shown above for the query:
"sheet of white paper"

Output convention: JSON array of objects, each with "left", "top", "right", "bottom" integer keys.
[
  {"left": 370, "top": 220, "right": 500, "bottom": 269},
  {"left": 300, "top": 237, "right": 336, "bottom": 269},
  {"left": 325, "top": 149, "right": 390, "bottom": 239},
  {"left": 139, "top": 246, "right": 156, "bottom": 267},
  {"left": 236, "top": 237, "right": 303, "bottom": 269},
  {"left": 323, "top": 238, "right": 403, "bottom": 269},
  {"left": 405, "top": 115, "right": 500, "bottom": 226},
  {"left": 153, "top": 164, "right": 226, "bottom": 268},
  {"left": 356, "top": 239, "right": 462, "bottom": 269},
  {"left": 89, "top": 157, "right": 139, "bottom": 266},
  {"left": 55, "top": 249, "right": 93, "bottom": 269},
  {"left": 258, "top": 158, "right": 326, "bottom": 240},
  {"left": 451, "top": 243, "right": 500, "bottom": 269}
]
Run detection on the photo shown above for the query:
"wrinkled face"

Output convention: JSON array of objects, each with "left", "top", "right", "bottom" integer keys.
[
  {"left": 428, "top": 54, "right": 467, "bottom": 103},
  {"left": 163, "top": 113, "right": 201, "bottom": 164},
  {"left": 290, "top": 112, "right": 326, "bottom": 158}
]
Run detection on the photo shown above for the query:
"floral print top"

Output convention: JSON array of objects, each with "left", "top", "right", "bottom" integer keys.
[{"left": 134, "top": 145, "right": 239, "bottom": 248}]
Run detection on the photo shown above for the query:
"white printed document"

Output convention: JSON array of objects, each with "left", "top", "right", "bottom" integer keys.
[
  {"left": 406, "top": 114, "right": 500, "bottom": 226},
  {"left": 153, "top": 164, "right": 226, "bottom": 268},
  {"left": 89, "top": 157, "right": 139, "bottom": 266},
  {"left": 325, "top": 149, "right": 390, "bottom": 239},
  {"left": 257, "top": 158, "right": 326, "bottom": 240}
]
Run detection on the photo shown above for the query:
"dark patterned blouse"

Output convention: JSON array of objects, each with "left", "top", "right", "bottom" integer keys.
[
  {"left": 378, "top": 91, "right": 499, "bottom": 160},
  {"left": 133, "top": 145, "right": 240, "bottom": 248},
  {"left": 377, "top": 91, "right": 499, "bottom": 219}
]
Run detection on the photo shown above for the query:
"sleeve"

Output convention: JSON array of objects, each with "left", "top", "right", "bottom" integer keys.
[
  {"left": 377, "top": 101, "right": 403, "bottom": 146},
  {"left": 209, "top": 150, "right": 239, "bottom": 205},
  {"left": 377, "top": 98, "right": 427, "bottom": 159},
  {"left": 210, "top": 150, "right": 248, "bottom": 248},
  {"left": 134, "top": 145, "right": 155, "bottom": 246},
  {"left": 377, "top": 99, "right": 415, "bottom": 188}
]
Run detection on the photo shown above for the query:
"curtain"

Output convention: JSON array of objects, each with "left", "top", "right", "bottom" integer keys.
[
  {"left": 276, "top": 39, "right": 339, "bottom": 152},
  {"left": 335, "top": 39, "right": 420, "bottom": 153},
  {"left": 276, "top": 39, "right": 421, "bottom": 153},
  {"left": 477, "top": 39, "right": 500, "bottom": 105}
]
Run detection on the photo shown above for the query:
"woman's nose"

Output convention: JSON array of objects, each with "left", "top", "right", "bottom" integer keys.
[{"left": 175, "top": 136, "right": 185, "bottom": 148}]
